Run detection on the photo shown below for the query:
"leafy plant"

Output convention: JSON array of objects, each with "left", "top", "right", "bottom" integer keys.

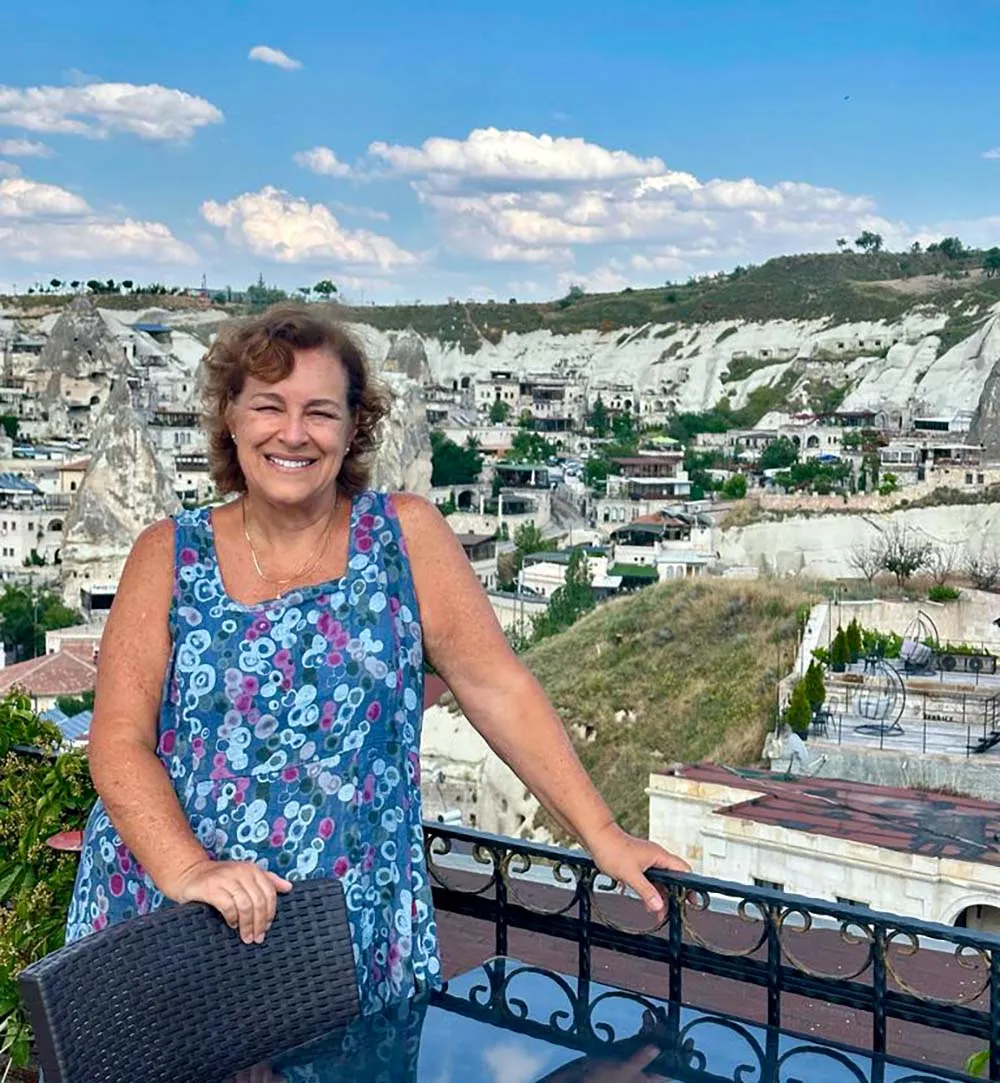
[
  {"left": 928, "top": 584, "right": 960, "bottom": 603},
  {"left": 830, "top": 627, "right": 850, "bottom": 669},
  {"left": 0, "top": 692, "right": 96, "bottom": 1068},
  {"left": 803, "top": 661, "right": 826, "bottom": 713},
  {"left": 783, "top": 679, "right": 812, "bottom": 737},
  {"left": 846, "top": 619, "right": 863, "bottom": 660}
]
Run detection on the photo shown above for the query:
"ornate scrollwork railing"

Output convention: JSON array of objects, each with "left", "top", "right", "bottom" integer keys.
[{"left": 423, "top": 822, "right": 1000, "bottom": 1079}]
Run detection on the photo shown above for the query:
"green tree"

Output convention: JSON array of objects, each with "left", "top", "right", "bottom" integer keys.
[
  {"left": 507, "top": 429, "right": 556, "bottom": 463},
  {"left": 855, "top": 230, "right": 884, "bottom": 254},
  {"left": 846, "top": 619, "right": 863, "bottom": 661},
  {"left": 531, "top": 548, "right": 595, "bottom": 642},
  {"left": 55, "top": 690, "right": 95, "bottom": 716},
  {"left": 488, "top": 399, "right": 511, "bottom": 424},
  {"left": 49, "top": 278, "right": 62, "bottom": 291},
  {"left": 720, "top": 473, "right": 747, "bottom": 499},
  {"left": 0, "top": 414, "right": 18, "bottom": 441},
  {"left": 121, "top": 279, "right": 134, "bottom": 291},
  {"left": 935, "top": 236, "right": 965, "bottom": 260},
  {"left": 0, "top": 586, "right": 80, "bottom": 661},
  {"left": 983, "top": 248, "right": 1000, "bottom": 279},
  {"left": 878, "top": 472, "right": 899, "bottom": 496},
  {"left": 513, "top": 521, "right": 548, "bottom": 560},
  {"left": 783, "top": 679, "right": 812, "bottom": 737},
  {"left": 313, "top": 279, "right": 338, "bottom": 298},
  {"left": 759, "top": 437, "right": 799, "bottom": 471},
  {"left": 429, "top": 431, "right": 483, "bottom": 486},
  {"left": 588, "top": 396, "right": 610, "bottom": 437},
  {"left": 830, "top": 627, "right": 850, "bottom": 670},
  {"left": 804, "top": 661, "right": 826, "bottom": 714},
  {"left": 611, "top": 411, "right": 636, "bottom": 444}
]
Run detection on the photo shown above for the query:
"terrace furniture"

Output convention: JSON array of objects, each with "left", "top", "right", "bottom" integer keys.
[
  {"left": 18, "top": 879, "right": 359, "bottom": 1083},
  {"left": 900, "top": 637, "right": 935, "bottom": 675}
]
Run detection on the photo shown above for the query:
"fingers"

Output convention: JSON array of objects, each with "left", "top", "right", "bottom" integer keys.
[
  {"left": 631, "top": 871, "right": 667, "bottom": 914},
  {"left": 625, "top": 1045, "right": 663, "bottom": 1077},
  {"left": 267, "top": 871, "right": 294, "bottom": 893},
  {"left": 647, "top": 846, "right": 691, "bottom": 874}
]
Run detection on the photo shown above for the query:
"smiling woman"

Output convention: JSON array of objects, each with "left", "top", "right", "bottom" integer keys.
[{"left": 64, "top": 303, "right": 688, "bottom": 1023}]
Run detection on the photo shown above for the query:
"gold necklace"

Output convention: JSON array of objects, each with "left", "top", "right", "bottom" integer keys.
[{"left": 241, "top": 493, "right": 338, "bottom": 588}]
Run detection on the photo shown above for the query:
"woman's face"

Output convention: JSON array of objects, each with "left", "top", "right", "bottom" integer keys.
[{"left": 227, "top": 347, "right": 356, "bottom": 508}]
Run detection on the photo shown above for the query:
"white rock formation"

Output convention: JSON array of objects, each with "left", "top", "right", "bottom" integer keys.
[
  {"left": 717, "top": 502, "right": 1000, "bottom": 580},
  {"left": 372, "top": 372, "right": 432, "bottom": 495},
  {"left": 60, "top": 380, "right": 181, "bottom": 605}
]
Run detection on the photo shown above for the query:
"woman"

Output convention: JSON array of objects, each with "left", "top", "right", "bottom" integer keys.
[{"left": 66, "top": 305, "right": 687, "bottom": 1013}]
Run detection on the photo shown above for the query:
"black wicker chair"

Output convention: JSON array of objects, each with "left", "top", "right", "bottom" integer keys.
[{"left": 18, "top": 877, "right": 360, "bottom": 1083}]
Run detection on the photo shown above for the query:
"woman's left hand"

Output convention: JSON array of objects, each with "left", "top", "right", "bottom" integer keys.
[{"left": 586, "top": 822, "right": 690, "bottom": 915}]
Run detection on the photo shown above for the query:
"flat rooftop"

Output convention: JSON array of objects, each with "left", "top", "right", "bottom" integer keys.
[{"left": 665, "top": 762, "right": 1000, "bottom": 866}]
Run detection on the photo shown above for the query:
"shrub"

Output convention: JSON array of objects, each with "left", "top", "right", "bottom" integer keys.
[
  {"left": 0, "top": 692, "right": 96, "bottom": 1068},
  {"left": 846, "top": 619, "right": 863, "bottom": 660},
  {"left": 928, "top": 584, "right": 961, "bottom": 603},
  {"left": 804, "top": 661, "right": 826, "bottom": 713},
  {"left": 830, "top": 627, "right": 850, "bottom": 668},
  {"left": 784, "top": 679, "right": 812, "bottom": 736}
]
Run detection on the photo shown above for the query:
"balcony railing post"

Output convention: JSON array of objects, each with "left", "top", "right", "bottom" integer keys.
[
  {"left": 765, "top": 903, "right": 781, "bottom": 1030},
  {"left": 872, "top": 924, "right": 887, "bottom": 1059},
  {"left": 493, "top": 844, "right": 508, "bottom": 959},
  {"left": 577, "top": 866, "right": 592, "bottom": 988},
  {"left": 668, "top": 882, "right": 682, "bottom": 1005}
]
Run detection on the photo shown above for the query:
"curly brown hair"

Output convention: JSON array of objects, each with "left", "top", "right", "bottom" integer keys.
[{"left": 201, "top": 304, "right": 391, "bottom": 496}]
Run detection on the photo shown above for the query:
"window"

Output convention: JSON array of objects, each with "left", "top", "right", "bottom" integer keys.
[
  {"left": 966, "top": 473, "right": 974, "bottom": 485},
  {"left": 836, "top": 896, "right": 869, "bottom": 909},
  {"left": 978, "top": 473, "right": 985, "bottom": 485},
  {"left": 753, "top": 877, "right": 784, "bottom": 892}
]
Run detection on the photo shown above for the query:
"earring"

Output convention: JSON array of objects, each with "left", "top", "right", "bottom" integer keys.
[{"left": 230, "top": 432, "right": 237, "bottom": 444}]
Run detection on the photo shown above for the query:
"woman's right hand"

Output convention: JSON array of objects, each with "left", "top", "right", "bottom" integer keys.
[{"left": 166, "top": 859, "right": 293, "bottom": 945}]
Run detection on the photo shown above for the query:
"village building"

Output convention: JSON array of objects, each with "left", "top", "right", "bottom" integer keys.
[
  {"left": 608, "top": 511, "right": 714, "bottom": 580},
  {"left": 649, "top": 763, "right": 1000, "bottom": 933},
  {"left": 454, "top": 533, "right": 498, "bottom": 590}
]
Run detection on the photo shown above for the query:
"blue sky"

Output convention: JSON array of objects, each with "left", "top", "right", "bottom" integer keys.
[{"left": 0, "top": 0, "right": 997, "bottom": 302}]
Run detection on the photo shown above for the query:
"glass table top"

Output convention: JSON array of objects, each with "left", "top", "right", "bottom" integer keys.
[{"left": 227, "top": 957, "right": 971, "bottom": 1082}]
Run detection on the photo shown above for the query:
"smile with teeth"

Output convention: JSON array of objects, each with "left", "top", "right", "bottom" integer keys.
[{"left": 266, "top": 454, "right": 317, "bottom": 470}]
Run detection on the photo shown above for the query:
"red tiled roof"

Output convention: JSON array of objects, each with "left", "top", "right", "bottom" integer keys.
[
  {"left": 0, "top": 650, "right": 96, "bottom": 696},
  {"left": 668, "top": 762, "right": 1000, "bottom": 867},
  {"left": 59, "top": 458, "right": 91, "bottom": 471},
  {"left": 57, "top": 636, "right": 103, "bottom": 660}
]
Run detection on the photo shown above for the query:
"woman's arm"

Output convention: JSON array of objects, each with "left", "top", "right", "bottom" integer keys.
[
  {"left": 87, "top": 520, "right": 290, "bottom": 943},
  {"left": 394, "top": 495, "right": 688, "bottom": 912}
]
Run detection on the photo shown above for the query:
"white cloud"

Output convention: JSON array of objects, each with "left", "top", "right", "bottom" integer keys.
[
  {"left": 0, "top": 218, "right": 198, "bottom": 265},
  {"left": 0, "top": 162, "right": 20, "bottom": 179},
  {"left": 482, "top": 1044, "right": 547, "bottom": 1083},
  {"left": 329, "top": 200, "right": 390, "bottom": 222},
  {"left": 983, "top": 148, "right": 1000, "bottom": 160},
  {"left": 0, "top": 82, "right": 223, "bottom": 140},
  {"left": 0, "top": 177, "right": 89, "bottom": 218},
  {"left": 0, "top": 174, "right": 197, "bottom": 266},
  {"left": 248, "top": 45, "right": 302, "bottom": 71},
  {"left": 0, "top": 138, "right": 52, "bottom": 158},
  {"left": 381, "top": 129, "right": 901, "bottom": 270},
  {"left": 200, "top": 186, "right": 417, "bottom": 268},
  {"left": 368, "top": 127, "right": 666, "bottom": 184},
  {"left": 293, "top": 146, "right": 352, "bottom": 177}
]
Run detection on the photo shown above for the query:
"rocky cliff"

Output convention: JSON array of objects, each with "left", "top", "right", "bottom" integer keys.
[
  {"left": 371, "top": 371, "right": 432, "bottom": 494},
  {"left": 60, "top": 380, "right": 181, "bottom": 604},
  {"left": 968, "top": 316, "right": 1000, "bottom": 457}
]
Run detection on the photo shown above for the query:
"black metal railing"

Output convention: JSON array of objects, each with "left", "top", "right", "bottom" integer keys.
[
  {"left": 434, "top": 957, "right": 967, "bottom": 1083},
  {"left": 423, "top": 822, "right": 1000, "bottom": 1080}
]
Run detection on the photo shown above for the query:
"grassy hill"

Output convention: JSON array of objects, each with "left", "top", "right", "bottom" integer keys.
[
  {"left": 335, "top": 249, "right": 1000, "bottom": 350},
  {"left": 520, "top": 576, "right": 815, "bottom": 837}
]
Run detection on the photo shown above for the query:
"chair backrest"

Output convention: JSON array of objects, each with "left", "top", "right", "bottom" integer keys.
[{"left": 19, "top": 877, "right": 360, "bottom": 1083}]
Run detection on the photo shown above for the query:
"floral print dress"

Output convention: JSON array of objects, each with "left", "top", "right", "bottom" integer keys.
[{"left": 65, "top": 491, "right": 441, "bottom": 1013}]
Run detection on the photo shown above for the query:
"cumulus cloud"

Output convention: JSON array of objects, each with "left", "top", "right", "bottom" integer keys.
[
  {"left": 0, "top": 82, "right": 223, "bottom": 140},
  {"left": 0, "top": 174, "right": 197, "bottom": 266},
  {"left": 370, "top": 127, "right": 902, "bottom": 272},
  {"left": 293, "top": 146, "right": 352, "bottom": 177},
  {"left": 368, "top": 127, "right": 666, "bottom": 184},
  {"left": 983, "top": 147, "right": 1000, "bottom": 160},
  {"left": 249, "top": 46, "right": 302, "bottom": 71},
  {"left": 200, "top": 186, "right": 417, "bottom": 268},
  {"left": 0, "top": 219, "right": 198, "bottom": 264},
  {"left": 0, "top": 138, "right": 52, "bottom": 157},
  {"left": 0, "top": 177, "right": 88, "bottom": 218}
]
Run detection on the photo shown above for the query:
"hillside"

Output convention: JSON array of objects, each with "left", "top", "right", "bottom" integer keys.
[
  {"left": 336, "top": 249, "right": 1000, "bottom": 348},
  {"left": 520, "top": 577, "right": 814, "bottom": 836}
]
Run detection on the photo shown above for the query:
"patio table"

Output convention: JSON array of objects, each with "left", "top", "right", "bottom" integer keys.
[{"left": 222, "top": 957, "right": 968, "bottom": 1082}]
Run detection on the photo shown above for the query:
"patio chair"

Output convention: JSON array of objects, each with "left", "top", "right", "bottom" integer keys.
[{"left": 18, "top": 878, "right": 360, "bottom": 1083}]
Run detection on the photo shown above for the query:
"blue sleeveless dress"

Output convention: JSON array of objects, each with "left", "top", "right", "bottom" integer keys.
[{"left": 65, "top": 490, "right": 441, "bottom": 1013}]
